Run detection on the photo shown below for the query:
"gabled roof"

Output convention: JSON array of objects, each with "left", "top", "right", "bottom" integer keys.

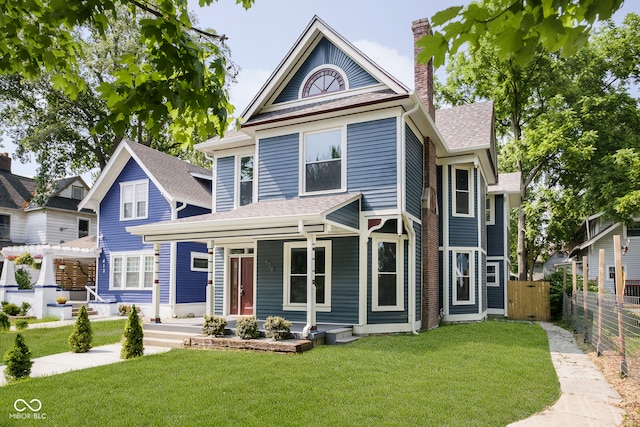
[
  {"left": 488, "top": 172, "right": 521, "bottom": 206},
  {"left": 0, "top": 170, "right": 36, "bottom": 209},
  {"left": 25, "top": 176, "right": 91, "bottom": 212},
  {"left": 79, "top": 140, "right": 212, "bottom": 211},
  {"left": 241, "top": 16, "right": 409, "bottom": 125}
]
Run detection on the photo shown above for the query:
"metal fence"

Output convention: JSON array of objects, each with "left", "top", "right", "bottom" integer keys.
[{"left": 564, "top": 291, "right": 640, "bottom": 384}]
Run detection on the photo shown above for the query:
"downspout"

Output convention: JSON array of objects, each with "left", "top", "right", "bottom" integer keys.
[
  {"left": 401, "top": 103, "right": 420, "bottom": 335},
  {"left": 170, "top": 201, "right": 188, "bottom": 317},
  {"left": 298, "top": 220, "right": 316, "bottom": 339}
]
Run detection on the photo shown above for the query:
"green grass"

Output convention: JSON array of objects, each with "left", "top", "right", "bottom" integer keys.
[
  {"left": 0, "top": 319, "right": 127, "bottom": 364},
  {"left": 0, "top": 321, "right": 559, "bottom": 426}
]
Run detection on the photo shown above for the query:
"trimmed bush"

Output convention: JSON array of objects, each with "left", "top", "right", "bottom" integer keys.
[
  {"left": 0, "top": 312, "right": 10, "bottom": 331},
  {"left": 203, "top": 315, "right": 227, "bottom": 336},
  {"left": 15, "top": 319, "right": 29, "bottom": 330},
  {"left": 2, "top": 302, "right": 20, "bottom": 316},
  {"left": 19, "top": 302, "right": 31, "bottom": 316},
  {"left": 15, "top": 268, "right": 32, "bottom": 290},
  {"left": 68, "top": 305, "right": 93, "bottom": 353},
  {"left": 264, "top": 316, "right": 291, "bottom": 340},
  {"left": 121, "top": 304, "right": 144, "bottom": 359},
  {"left": 3, "top": 333, "right": 32, "bottom": 382},
  {"left": 236, "top": 316, "right": 261, "bottom": 339}
]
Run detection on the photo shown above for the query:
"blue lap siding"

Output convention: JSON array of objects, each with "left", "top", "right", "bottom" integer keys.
[
  {"left": 405, "top": 126, "right": 423, "bottom": 219},
  {"left": 258, "top": 133, "right": 299, "bottom": 200},
  {"left": 326, "top": 200, "right": 360, "bottom": 230},
  {"left": 215, "top": 156, "right": 235, "bottom": 212},
  {"left": 367, "top": 239, "right": 409, "bottom": 325},
  {"left": 487, "top": 259, "right": 505, "bottom": 310},
  {"left": 487, "top": 195, "right": 505, "bottom": 256}
]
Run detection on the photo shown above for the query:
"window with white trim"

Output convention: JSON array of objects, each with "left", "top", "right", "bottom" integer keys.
[
  {"left": 110, "top": 253, "right": 154, "bottom": 289},
  {"left": 626, "top": 221, "right": 640, "bottom": 237},
  {"left": 283, "top": 241, "right": 331, "bottom": 311},
  {"left": 372, "top": 236, "right": 404, "bottom": 311},
  {"left": 606, "top": 265, "right": 627, "bottom": 281},
  {"left": 302, "top": 129, "right": 344, "bottom": 194},
  {"left": 453, "top": 250, "right": 474, "bottom": 304},
  {"left": 72, "top": 185, "right": 84, "bottom": 200},
  {"left": 78, "top": 218, "right": 90, "bottom": 238},
  {"left": 238, "top": 156, "right": 254, "bottom": 206},
  {"left": 0, "top": 214, "right": 10, "bottom": 240},
  {"left": 120, "top": 180, "right": 148, "bottom": 220},
  {"left": 487, "top": 262, "right": 499, "bottom": 287},
  {"left": 453, "top": 166, "right": 473, "bottom": 217},
  {"left": 486, "top": 195, "right": 495, "bottom": 225},
  {"left": 191, "top": 252, "right": 208, "bottom": 272}
]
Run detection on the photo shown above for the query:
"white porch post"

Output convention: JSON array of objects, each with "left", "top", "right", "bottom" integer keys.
[
  {"left": 34, "top": 252, "right": 59, "bottom": 319},
  {"left": 0, "top": 259, "right": 18, "bottom": 300},
  {"left": 150, "top": 243, "right": 161, "bottom": 323},
  {"left": 306, "top": 235, "right": 317, "bottom": 334},
  {"left": 206, "top": 241, "right": 214, "bottom": 317},
  {"left": 36, "top": 253, "right": 57, "bottom": 286}
]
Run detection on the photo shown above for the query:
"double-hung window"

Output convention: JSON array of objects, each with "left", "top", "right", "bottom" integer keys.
[
  {"left": 486, "top": 195, "right": 495, "bottom": 225},
  {"left": 487, "top": 262, "right": 499, "bottom": 287},
  {"left": 453, "top": 250, "right": 474, "bottom": 304},
  {"left": 283, "top": 241, "right": 331, "bottom": 311},
  {"left": 0, "top": 214, "right": 10, "bottom": 240},
  {"left": 111, "top": 253, "right": 154, "bottom": 289},
  {"left": 453, "top": 166, "right": 473, "bottom": 217},
  {"left": 372, "top": 237, "right": 404, "bottom": 311},
  {"left": 78, "top": 218, "right": 90, "bottom": 238},
  {"left": 303, "top": 129, "right": 343, "bottom": 193},
  {"left": 239, "top": 156, "right": 254, "bottom": 206},
  {"left": 120, "top": 180, "right": 148, "bottom": 220}
]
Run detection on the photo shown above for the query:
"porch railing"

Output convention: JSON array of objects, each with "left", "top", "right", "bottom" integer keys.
[
  {"left": 85, "top": 285, "right": 104, "bottom": 302},
  {"left": 625, "top": 279, "right": 640, "bottom": 297}
]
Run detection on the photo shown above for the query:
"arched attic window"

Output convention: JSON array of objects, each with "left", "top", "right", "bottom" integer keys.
[{"left": 301, "top": 67, "right": 346, "bottom": 98}]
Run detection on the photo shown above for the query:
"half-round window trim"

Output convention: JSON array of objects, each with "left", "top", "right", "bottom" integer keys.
[{"left": 299, "top": 65, "right": 348, "bottom": 99}]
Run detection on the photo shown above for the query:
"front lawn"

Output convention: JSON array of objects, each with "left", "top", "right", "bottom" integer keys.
[
  {"left": 0, "top": 321, "right": 559, "bottom": 426},
  {"left": 0, "top": 319, "right": 127, "bottom": 364}
]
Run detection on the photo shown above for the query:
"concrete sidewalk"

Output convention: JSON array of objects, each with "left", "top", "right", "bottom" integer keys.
[
  {"left": 0, "top": 343, "right": 170, "bottom": 387},
  {"left": 509, "top": 322, "right": 625, "bottom": 427}
]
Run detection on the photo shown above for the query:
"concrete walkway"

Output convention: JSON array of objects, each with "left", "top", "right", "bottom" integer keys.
[{"left": 509, "top": 322, "right": 625, "bottom": 427}]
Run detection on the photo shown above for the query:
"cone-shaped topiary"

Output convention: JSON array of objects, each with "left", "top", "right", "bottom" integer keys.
[
  {"left": 3, "top": 333, "right": 32, "bottom": 382},
  {"left": 68, "top": 305, "right": 93, "bottom": 353},
  {"left": 121, "top": 304, "right": 144, "bottom": 359}
]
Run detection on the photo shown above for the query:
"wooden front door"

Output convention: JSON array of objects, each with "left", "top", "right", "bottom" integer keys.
[{"left": 229, "top": 257, "right": 254, "bottom": 315}]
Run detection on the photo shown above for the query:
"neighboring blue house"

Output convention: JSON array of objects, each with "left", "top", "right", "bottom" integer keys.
[
  {"left": 79, "top": 141, "right": 212, "bottom": 319},
  {"left": 124, "top": 16, "right": 519, "bottom": 334}
]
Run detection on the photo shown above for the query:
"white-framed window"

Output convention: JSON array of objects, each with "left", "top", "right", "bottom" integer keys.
[
  {"left": 606, "top": 265, "right": 627, "bottom": 281},
  {"left": 301, "top": 128, "right": 345, "bottom": 194},
  {"left": 78, "top": 218, "right": 90, "bottom": 238},
  {"left": 191, "top": 252, "right": 209, "bottom": 272},
  {"left": 0, "top": 214, "right": 10, "bottom": 240},
  {"left": 72, "top": 185, "right": 84, "bottom": 200},
  {"left": 110, "top": 253, "right": 154, "bottom": 290},
  {"left": 626, "top": 221, "right": 640, "bottom": 237},
  {"left": 372, "top": 236, "right": 404, "bottom": 311},
  {"left": 486, "top": 195, "right": 495, "bottom": 225},
  {"left": 283, "top": 241, "right": 332, "bottom": 311},
  {"left": 453, "top": 166, "right": 474, "bottom": 217},
  {"left": 238, "top": 155, "right": 254, "bottom": 207},
  {"left": 487, "top": 262, "right": 499, "bottom": 287},
  {"left": 453, "top": 250, "right": 475, "bottom": 305},
  {"left": 120, "top": 180, "right": 148, "bottom": 221}
]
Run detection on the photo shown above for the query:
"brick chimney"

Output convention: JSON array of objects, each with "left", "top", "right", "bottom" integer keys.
[
  {"left": 0, "top": 153, "right": 11, "bottom": 173},
  {"left": 412, "top": 18, "right": 435, "bottom": 121},
  {"left": 413, "top": 18, "right": 440, "bottom": 330}
]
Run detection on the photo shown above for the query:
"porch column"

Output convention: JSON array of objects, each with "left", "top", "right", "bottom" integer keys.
[
  {"left": 35, "top": 253, "right": 57, "bottom": 286},
  {"left": 0, "top": 259, "right": 18, "bottom": 300},
  {"left": 150, "top": 243, "right": 161, "bottom": 323},
  {"left": 306, "top": 235, "right": 317, "bottom": 334},
  {"left": 206, "top": 241, "right": 214, "bottom": 317}
]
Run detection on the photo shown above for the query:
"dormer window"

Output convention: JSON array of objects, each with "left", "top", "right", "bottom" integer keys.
[{"left": 302, "top": 68, "right": 345, "bottom": 98}]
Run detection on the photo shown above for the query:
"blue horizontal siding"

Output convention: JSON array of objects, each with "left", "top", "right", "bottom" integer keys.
[
  {"left": 258, "top": 133, "right": 299, "bottom": 200},
  {"left": 274, "top": 37, "right": 379, "bottom": 104},
  {"left": 176, "top": 242, "right": 207, "bottom": 304},
  {"left": 406, "top": 126, "right": 423, "bottom": 219},
  {"left": 448, "top": 166, "right": 478, "bottom": 247},
  {"left": 214, "top": 247, "right": 224, "bottom": 315},
  {"left": 347, "top": 118, "right": 397, "bottom": 212},
  {"left": 326, "top": 200, "right": 360, "bottom": 230},
  {"left": 414, "top": 222, "right": 422, "bottom": 321},
  {"left": 448, "top": 250, "right": 479, "bottom": 315},
  {"left": 367, "top": 239, "right": 409, "bottom": 325},
  {"left": 215, "top": 156, "right": 234, "bottom": 212},
  {"left": 487, "top": 195, "right": 505, "bottom": 256},
  {"left": 437, "top": 165, "right": 443, "bottom": 246},
  {"left": 487, "top": 260, "right": 504, "bottom": 310}
]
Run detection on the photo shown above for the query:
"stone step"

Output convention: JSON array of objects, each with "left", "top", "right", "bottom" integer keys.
[
  {"left": 143, "top": 337, "right": 185, "bottom": 349},
  {"left": 325, "top": 327, "right": 358, "bottom": 345},
  {"left": 335, "top": 335, "right": 361, "bottom": 345}
]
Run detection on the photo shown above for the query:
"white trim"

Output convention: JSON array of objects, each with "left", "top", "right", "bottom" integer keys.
[
  {"left": 299, "top": 126, "right": 346, "bottom": 196},
  {"left": 452, "top": 249, "right": 475, "bottom": 305},
  {"left": 77, "top": 217, "right": 91, "bottom": 239},
  {"left": 442, "top": 165, "right": 450, "bottom": 317},
  {"left": 371, "top": 234, "right": 405, "bottom": 312},
  {"left": 605, "top": 264, "right": 627, "bottom": 282},
  {"left": 452, "top": 165, "right": 474, "bottom": 218},
  {"left": 486, "top": 194, "right": 495, "bottom": 225},
  {"left": 297, "top": 64, "right": 350, "bottom": 100},
  {"left": 487, "top": 308, "right": 506, "bottom": 315},
  {"left": 235, "top": 153, "right": 255, "bottom": 208},
  {"left": 445, "top": 313, "right": 487, "bottom": 323},
  {"left": 191, "top": 251, "right": 209, "bottom": 272},
  {"left": 487, "top": 262, "right": 500, "bottom": 287},
  {"left": 283, "top": 240, "right": 332, "bottom": 312},
  {"left": 353, "top": 322, "right": 414, "bottom": 334},
  {"left": 109, "top": 251, "right": 154, "bottom": 290},
  {"left": 119, "top": 179, "right": 149, "bottom": 221}
]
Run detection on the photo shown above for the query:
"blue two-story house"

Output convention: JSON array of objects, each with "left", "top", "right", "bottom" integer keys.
[{"left": 125, "top": 16, "right": 518, "bottom": 334}]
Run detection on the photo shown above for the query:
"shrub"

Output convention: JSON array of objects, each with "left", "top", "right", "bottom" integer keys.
[
  {"left": 236, "top": 316, "right": 261, "bottom": 339},
  {"left": 202, "top": 315, "right": 227, "bottom": 336},
  {"left": 68, "top": 305, "right": 93, "bottom": 353},
  {"left": 15, "top": 319, "right": 29, "bottom": 330},
  {"left": 3, "top": 333, "right": 32, "bottom": 382},
  {"left": 121, "top": 305, "right": 144, "bottom": 359},
  {"left": 19, "top": 302, "right": 31, "bottom": 316},
  {"left": 15, "top": 268, "right": 32, "bottom": 290},
  {"left": 0, "top": 312, "right": 10, "bottom": 331},
  {"left": 2, "top": 302, "right": 20, "bottom": 316},
  {"left": 264, "top": 316, "right": 291, "bottom": 340}
]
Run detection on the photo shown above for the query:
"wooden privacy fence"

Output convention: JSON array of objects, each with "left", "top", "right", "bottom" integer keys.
[{"left": 507, "top": 281, "right": 551, "bottom": 321}]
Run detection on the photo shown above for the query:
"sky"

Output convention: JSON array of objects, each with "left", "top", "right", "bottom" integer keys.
[{"left": 4, "top": 0, "right": 640, "bottom": 180}]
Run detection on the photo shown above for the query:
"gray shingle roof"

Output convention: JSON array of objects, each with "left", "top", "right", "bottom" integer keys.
[
  {"left": 489, "top": 172, "right": 521, "bottom": 194},
  {"left": 125, "top": 142, "right": 212, "bottom": 208},
  {"left": 0, "top": 171, "right": 36, "bottom": 209},
  {"left": 435, "top": 101, "right": 494, "bottom": 150}
]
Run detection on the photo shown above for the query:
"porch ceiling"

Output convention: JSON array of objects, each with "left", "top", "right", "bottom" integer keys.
[{"left": 127, "top": 193, "right": 362, "bottom": 243}]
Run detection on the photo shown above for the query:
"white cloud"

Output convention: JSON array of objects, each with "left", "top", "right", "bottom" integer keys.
[{"left": 353, "top": 40, "right": 414, "bottom": 90}]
